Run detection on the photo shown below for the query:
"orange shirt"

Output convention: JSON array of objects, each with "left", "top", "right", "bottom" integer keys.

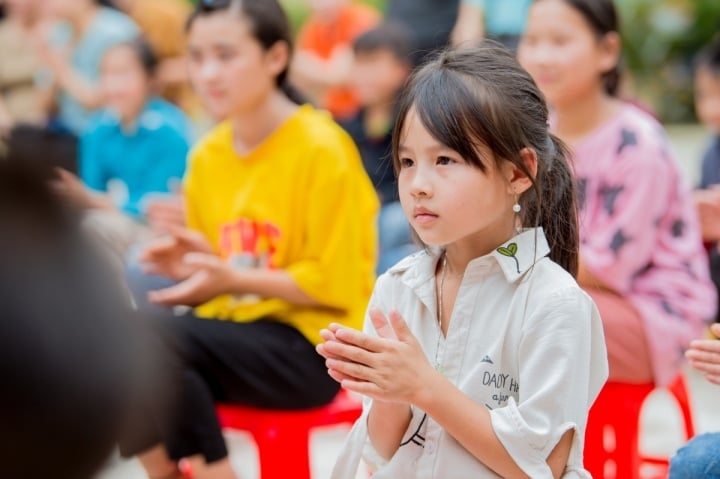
[{"left": 297, "top": 3, "right": 380, "bottom": 119}]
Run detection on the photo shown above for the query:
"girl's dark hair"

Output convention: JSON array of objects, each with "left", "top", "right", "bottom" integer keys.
[
  {"left": 695, "top": 35, "right": 720, "bottom": 76},
  {"left": 555, "top": 0, "right": 622, "bottom": 96},
  {"left": 186, "top": 0, "right": 305, "bottom": 104},
  {"left": 112, "top": 36, "right": 159, "bottom": 77},
  {"left": 392, "top": 44, "right": 579, "bottom": 276}
]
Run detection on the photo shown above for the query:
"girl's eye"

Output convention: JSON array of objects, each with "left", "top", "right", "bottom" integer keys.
[
  {"left": 400, "top": 157, "right": 414, "bottom": 168},
  {"left": 437, "top": 156, "right": 455, "bottom": 165}
]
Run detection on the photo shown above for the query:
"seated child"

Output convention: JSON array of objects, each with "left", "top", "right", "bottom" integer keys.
[
  {"left": 293, "top": 0, "right": 379, "bottom": 120},
  {"left": 55, "top": 37, "right": 192, "bottom": 259},
  {"left": 340, "top": 22, "right": 419, "bottom": 273},
  {"left": 693, "top": 36, "right": 720, "bottom": 323}
]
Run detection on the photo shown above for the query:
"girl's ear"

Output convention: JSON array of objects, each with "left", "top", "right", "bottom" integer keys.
[
  {"left": 505, "top": 147, "right": 538, "bottom": 195},
  {"left": 598, "top": 31, "right": 621, "bottom": 77},
  {"left": 265, "top": 40, "right": 291, "bottom": 79}
]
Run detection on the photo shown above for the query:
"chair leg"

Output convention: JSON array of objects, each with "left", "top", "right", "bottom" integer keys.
[{"left": 254, "top": 426, "right": 312, "bottom": 479}]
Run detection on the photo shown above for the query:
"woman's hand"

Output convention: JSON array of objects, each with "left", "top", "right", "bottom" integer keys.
[
  {"left": 686, "top": 323, "right": 720, "bottom": 385},
  {"left": 148, "top": 253, "right": 236, "bottom": 307},
  {"left": 145, "top": 194, "right": 186, "bottom": 233},
  {"left": 317, "top": 308, "right": 436, "bottom": 404},
  {"left": 139, "top": 226, "right": 214, "bottom": 281}
]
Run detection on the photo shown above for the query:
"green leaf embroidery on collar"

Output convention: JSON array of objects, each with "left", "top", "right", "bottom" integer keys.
[{"left": 496, "top": 242, "right": 520, "bottom": 274}]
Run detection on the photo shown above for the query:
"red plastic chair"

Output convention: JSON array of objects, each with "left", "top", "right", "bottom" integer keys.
[
  {"left": 584, "top": 375, "right": 695, "bottom": 479},
  {"left": 181, "top": 389, "right": 362, "bottom": 479}
]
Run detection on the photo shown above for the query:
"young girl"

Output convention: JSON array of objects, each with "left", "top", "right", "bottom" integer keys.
[
  {"left": 318, "top": 45, "right": 608, "bottom": 478},
  {"left": 55, "top": 37, "right": 191, "bottom": 259},
  {"left": 518, "top": 0, "right": 716, "bottom": 387},
  {"left": 120, "top": 1, "right": 379, "bottom": 478},
  {"left": 37, "top": 0, "right": 139, "bottom": 136}
]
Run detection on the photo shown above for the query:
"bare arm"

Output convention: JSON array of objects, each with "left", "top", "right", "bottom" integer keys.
[{"left": 451, "top": 1, "right": 486, "bottom": 47}]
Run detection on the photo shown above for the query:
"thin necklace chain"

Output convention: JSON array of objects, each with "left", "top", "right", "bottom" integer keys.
[{"left": 434, "top": 253, "right": 449, "bottom": 372}]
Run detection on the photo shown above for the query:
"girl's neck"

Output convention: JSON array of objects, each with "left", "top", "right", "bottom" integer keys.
[
  {"left": 443, "top": 223, "right": 517, "bottom": 276},
  {"left": 554, "top": 88, "right": 621, "bottom": 146},
  {"left": 230, "top": 91, "right": 298, "bottom": 156},
  {"left": 120, "top": 98, "right": 151, "bottom": 132},
  {"left": 9, "top": 12, "right": 39, "bottom": 31}
]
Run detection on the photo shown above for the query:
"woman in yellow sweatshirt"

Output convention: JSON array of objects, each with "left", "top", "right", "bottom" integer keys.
[{"left": 120, "top": 1, "right": 378, "bottom": 478}]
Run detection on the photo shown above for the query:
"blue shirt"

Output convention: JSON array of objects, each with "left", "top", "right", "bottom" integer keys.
[
  {"left": 51, "top": 7, "right": 139, "bottom": 135},
  {"left": 699, "top": 136, "right": 720, "bottom": 189},
  {"left": 80, "top": 97, "right": 193, "bottom": 219},
  {"left": 463, "top": 0, "right": 533, "bottom": 36}
]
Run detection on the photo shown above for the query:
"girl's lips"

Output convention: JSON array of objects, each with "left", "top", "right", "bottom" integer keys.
[{"left": 413, "top": 207, "right": 439, "bottom": 225}]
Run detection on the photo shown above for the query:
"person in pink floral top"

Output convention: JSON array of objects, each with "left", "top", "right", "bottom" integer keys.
[{"left": 519, "top": 0, "right": 717, "bottom": 386}]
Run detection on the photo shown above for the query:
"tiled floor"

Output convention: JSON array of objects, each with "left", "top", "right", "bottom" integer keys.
[{"left": 98, "top": 124, "right": 719, "bottom": 479}]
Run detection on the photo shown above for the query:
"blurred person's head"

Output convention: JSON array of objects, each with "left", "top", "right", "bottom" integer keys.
[
  {"left": 185, "top": 0, "right": 298, "bottom": 120},
  {"left": 44, "top": 0, "right": 98, "bottom": 21},
  {"left": 3, "top": 0, "right": 40, "bottom": 22},
  {"left": 0, "top": 160, "right": 154, "bottom": 479},
  {"left": 350, "top": 22, "right": 414, "bottom": 109},
  {"left": 695, "top": 36, "right": 720, "bottom": 133},
  {"left": 517, "top": 0, "right": 621, "bottom": 110},
  {"left": 303, "top": 0, "right": 349, "bottom": 23},
  {"left": 100, "top": 37, "right": 158, "bottom": 127}
]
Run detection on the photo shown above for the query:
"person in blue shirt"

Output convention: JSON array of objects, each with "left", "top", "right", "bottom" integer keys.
[
  {"left": 56, "top": 37, "right": 192, "bottom": 259},
  {"left": 693, "top": 36, "right": 720, "bottom": 324},
  {"left": 452, "top": 0, "right": 533, "bottom": 52},
  {"left": 36, "top": 0, "right": 139, "bottom": 136}
]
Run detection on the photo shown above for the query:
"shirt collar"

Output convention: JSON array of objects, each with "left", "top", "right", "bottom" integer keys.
[{"left": 390, "top": 228, "right": 552, "bottom": 289}]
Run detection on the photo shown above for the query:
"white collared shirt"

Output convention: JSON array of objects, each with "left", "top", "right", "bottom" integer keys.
[{"left": 332, "top": 229, "right": 608, "bottom": 479}]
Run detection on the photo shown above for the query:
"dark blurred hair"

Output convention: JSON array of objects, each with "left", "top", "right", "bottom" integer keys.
[
  {"left": 695, "top": 35, "right": 720, "bottom": 77},
  {"left": 543, "top": 0, "right": 622, "bottom": 96},
  {"left": 186, "top": 0, "right": 305, "bottom": 104},
  {"left": 353, "top": 22, "right": 416, "bottom": 65},
  {"left": 392, "top": 45, "right": 579, "bottom": 276},
  {"left": 0, "top": 162, "right": 154, "bottom": 479},
  {"left": 108, "top": 36, "right": 159, "bottom": 78}
]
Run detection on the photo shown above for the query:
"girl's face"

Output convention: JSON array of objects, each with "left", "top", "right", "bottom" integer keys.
[
  {"left": 397, "top": 109, "right": 517, "bottom": 253},
  {"left": 518, "top": 0, "right": 618, "bottom": 109},
  {"left": 187, "top": 12, "right": 286, "bottom": 120},
  {"left": 696, "top": 68, "right": 720, "bottom": 133},
  {"left": 100, "top": 45, "right": 152, "bottom": 124}
]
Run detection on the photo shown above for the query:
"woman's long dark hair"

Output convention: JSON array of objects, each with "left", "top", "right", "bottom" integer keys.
[
  {"left": 392, "top": 44, "right": 579, "bottom": 276},
  {"left": 186, "top": 0, "right": 305, "bottom": 104}
]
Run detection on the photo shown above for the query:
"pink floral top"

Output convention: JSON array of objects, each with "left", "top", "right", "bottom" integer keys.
[{"left": 568, "top": 103, "right": 716, "bottom": 386}]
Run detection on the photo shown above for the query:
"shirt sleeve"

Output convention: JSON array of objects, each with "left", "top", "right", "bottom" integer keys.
[
  {"left": 286, "top": 142, "right": 379, "bottom": 311},
  {"left": 490, "top": 287, "right": 608, "bottom": 478},
  {"left": 580, "top": 138, "right": 675, "bottom": 293}
]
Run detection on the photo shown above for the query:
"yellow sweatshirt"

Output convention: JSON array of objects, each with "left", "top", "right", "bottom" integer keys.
[{"left": 184, "top": 104, "right": 379, "bottom": 344}]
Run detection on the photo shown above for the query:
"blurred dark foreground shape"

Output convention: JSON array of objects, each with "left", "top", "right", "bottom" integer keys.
[{"left": 0, "top": 161, "right": 163, "bottom": 479}]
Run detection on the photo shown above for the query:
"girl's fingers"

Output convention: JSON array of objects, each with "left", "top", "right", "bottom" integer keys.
[
  {"left": 321, "top": 338, "right": 375, "bottom": 366},
  {"left": 327, "top": 368, "right": 362, "bottom": 385},
  {"left": 688, "top": 359, "right": 720, "bottom": 376},
  {"left": 334, "top": 326, "right": 385, "bottom": 353},
  {"left": 369, "top": 308, "right": 395, "bottom": 339},
  {"left": 326, "top": 357, "right": 373, "bottom": 382},
  {"left": 685, "top": 348, "right": 720, "bottom": 364}
]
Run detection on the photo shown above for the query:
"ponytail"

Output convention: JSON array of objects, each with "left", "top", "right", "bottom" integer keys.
[{"left": 522, "top": 135, "right": 579, "bottom": 277}]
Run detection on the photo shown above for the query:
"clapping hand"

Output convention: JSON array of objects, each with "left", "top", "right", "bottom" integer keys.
[
  {"left": 686, "top": 323, "right": 720, "bottom": 385},
  {"left": 317, "top": 308, "right": 435, "bottom": 404}
]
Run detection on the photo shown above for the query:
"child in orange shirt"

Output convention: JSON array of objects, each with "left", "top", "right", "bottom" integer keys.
[{"left": 292, "top": 0, "right": 380, "bottom": 120}]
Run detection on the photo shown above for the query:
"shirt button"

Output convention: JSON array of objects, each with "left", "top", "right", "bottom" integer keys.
[{"left": 426, "top": 442, "right": 435, "bottom": 454}]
